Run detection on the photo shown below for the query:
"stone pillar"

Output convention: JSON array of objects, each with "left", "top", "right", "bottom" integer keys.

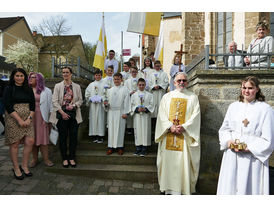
[
  {"left": 182, "top": 12, "right": 205, "bottom": 65},
  {"left": 245, "top": 12, "right": 260, "bottom": 49}
]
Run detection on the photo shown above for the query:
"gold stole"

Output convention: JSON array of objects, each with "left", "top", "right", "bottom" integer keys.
[{"left": 166, "top": 98, "right": 187, "bottom": 151}]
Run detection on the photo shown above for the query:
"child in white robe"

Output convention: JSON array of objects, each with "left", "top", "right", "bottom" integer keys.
[
  {"left": 149, "top": 60, "right": 169, "bottom": 118},
  {"left": 120, "top": 62, "right": 131, "bottom": 84},
  {"left": 141, "top": 57, "right": 154, "bottom": 92},
  {"left": 104, "top": 73, "right": 131, "bottom": 155},
  {"left": 124, "top": 66, "right": 139, "bottom": 134},
  {"left": 85, "top": 69, "right": 105, "bottom": 143},
  {"left": 131, "top": 78, "right": 154, "bottom": 156},
  {"left": 102, "top": 65, "right": 114, "bottom": 128},
  {"left": 102, "top": 65, "right": 114, "bottom": 89}
]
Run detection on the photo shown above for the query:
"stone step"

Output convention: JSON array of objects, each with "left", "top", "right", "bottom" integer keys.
[
  {"left": 45, "top": 163, "right": 158, "bottom": 183},
  {"left": 78, "top": 140, "right": 158, "bottom": 152},
  {"left": 54, "top": 150, "right": 157, "bottom": 165}
]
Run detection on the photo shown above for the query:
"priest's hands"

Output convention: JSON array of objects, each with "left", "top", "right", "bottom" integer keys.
[
  {"left": 122, "top": 114, "right": 128, "bottom": 119},
  {"left": 170, "top": 125, "right": 185, "bottom": 135}
]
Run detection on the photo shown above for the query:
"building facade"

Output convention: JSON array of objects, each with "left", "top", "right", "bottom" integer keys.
[{"left": 143, "top": 12, "right": 274, "bottom": 79}]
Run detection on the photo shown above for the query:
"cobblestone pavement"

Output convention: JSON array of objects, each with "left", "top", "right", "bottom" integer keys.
[{"left": 0, "top": 135, "right": 160, "bottom": 195}]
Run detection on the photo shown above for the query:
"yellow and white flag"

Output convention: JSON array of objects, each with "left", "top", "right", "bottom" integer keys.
[
  {"left": 154, "top": 20, "right": 164, "bottom": 64},
  {"left": 93, "top": 17, "right": 107, "bottom": 77},
  {"left": 127, "top": 12, "right": 162, "bottom": 36}
]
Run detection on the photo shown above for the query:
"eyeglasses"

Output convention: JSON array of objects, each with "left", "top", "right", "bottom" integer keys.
[
  {"left": 176, "top": 79, "right": 187, "bottom": 83},
  {"left": 30, "top": 76, "right": 36, "bottom": 79}
]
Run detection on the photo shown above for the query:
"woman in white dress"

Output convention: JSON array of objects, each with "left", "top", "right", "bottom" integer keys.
[{"left": 217, "top": 76, "right": 274, "bottom": 195}]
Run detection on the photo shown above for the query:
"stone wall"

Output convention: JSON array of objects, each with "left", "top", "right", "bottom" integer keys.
[
  {"left": 182, "top": 12, "right": 205, "bottom": 65},
  {"left": 187, "top": 69, "right": 274, "bottom": 194},
  {"left": 245, "top": 12, "right": 260, "bottom": 49}
]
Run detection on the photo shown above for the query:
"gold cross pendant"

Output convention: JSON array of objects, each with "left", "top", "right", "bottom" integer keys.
[{"left": 242, "top": 118, "right": 249, "bottom": 127}]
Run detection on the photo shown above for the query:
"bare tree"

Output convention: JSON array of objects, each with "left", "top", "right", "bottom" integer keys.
[
  {"left": 33, "top": 15, "right": 71, "bottom": 36},
  {"left": 33, "top": 16, "right": 72, "bottom": 59}
]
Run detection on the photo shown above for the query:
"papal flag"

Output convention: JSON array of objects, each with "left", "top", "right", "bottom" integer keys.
[
  {"left": 93, "top": 17, "right": 107, "bottom": 77},
  {"left": 127, "top": 12, "right": 162, "bottom": 36},
  {"left": 154, "top": 20, "right": 164, "bottom": 64}
]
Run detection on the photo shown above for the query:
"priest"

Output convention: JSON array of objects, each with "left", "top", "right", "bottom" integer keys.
[{"left": 155, "top": 72, "right": 201, "bottom": 195}]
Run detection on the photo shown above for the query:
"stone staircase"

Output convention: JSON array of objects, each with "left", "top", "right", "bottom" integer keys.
[{"left": 46, "top": 133, "right": 158, "bottom": 183}]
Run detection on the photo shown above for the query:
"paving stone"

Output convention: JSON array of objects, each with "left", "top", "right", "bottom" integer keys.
[
  {"left": 93, "top": 179, "right": 105, "bottom": 186},
  {"left": 132, "top": 182, "right": 143, "bottom": 189},
  {"left": 56, "top": 182, "right": 74, "bottom": 191},
  {"left": 104, "top": 180, "right": 113, "bottom": 187},
  {"left": 0, "top": 156, "right": 6, "bottom": 161},
  {"left": 98, "top": 192, "right": 108, "bottom": 195},
  {"left": 2, "top": 183, "right": 18, "bottom": 192},
  {"left": 10, "top": 192, "right": 28, "bottom": 195},
  {"left": 15, "top": 184, "right": 35, "bottom": 192},
  {"left": 113, "top": 180, "right": 125, "bottom": 187},
  {"left": 0, "top": 170, "right": 12, "bottom": 176},
  {"left": 0, "top": 182, "right": 8, "bottom": 190},
  {"left": 88, "top": 185, "right": 99, "bottom": 193},
  {"left": 109, "top": 186, "right": 119, "bottom": 193},
  {"left": 144, "top": 183, "right": 154, "bottom": 189},
  {"left": 0, "top": 165, "right": 11, "bottom": 171}
]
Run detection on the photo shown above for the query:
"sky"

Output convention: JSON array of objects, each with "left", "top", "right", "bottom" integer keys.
[{"left": 0, "top": 12, "right": 141, "bottom": 62}]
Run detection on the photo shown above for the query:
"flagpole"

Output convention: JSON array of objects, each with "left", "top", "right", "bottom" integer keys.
[
  {"left": 139, "top": 34, "right": 142, "bottom": 70},
  {"left": 121, "top": 31, "right": 123, "bottom": 72}
]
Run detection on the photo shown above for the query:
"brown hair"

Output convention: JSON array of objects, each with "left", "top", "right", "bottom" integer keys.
[
  {"left": 256, "top": 21, "right": 269, "bottom": 31},
  {"left": 113, "top": 72, "right": 123, "bottom": 79},
  {"left": 239, "top": 76, "right": 265, "bottom": 102}
]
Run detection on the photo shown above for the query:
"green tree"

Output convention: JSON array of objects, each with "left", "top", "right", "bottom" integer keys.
[{"left": 83, "top": 42, "right": 97, "bottom": 66}]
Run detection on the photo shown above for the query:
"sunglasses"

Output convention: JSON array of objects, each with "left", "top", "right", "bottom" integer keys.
[{"left": 176, "top": 79, "right": 187, "bottom": 83}]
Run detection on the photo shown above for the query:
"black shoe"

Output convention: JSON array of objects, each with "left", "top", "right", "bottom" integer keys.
[
  {"left": 62, "top": 160, "right": 69, "bottom": 168},
  {"left": 133, "top": 150, "right": 141, "bottom": 156},
  {"left": 69, "top": 160, "right": 77, "bottom": 168},
  {"left": 19, "top": 165, "right": 33, "bottom": 177},
  {"left": 12, "top": 169, "right": 24, "bottom": 180},
  {"left": 140, "top": 150, "right": 147, "bottom": 157}
]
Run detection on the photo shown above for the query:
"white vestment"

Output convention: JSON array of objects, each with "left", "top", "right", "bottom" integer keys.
[
  {"left": 102, "top": 76, "right": 114, "bottom": 89},
  {"left": 141, "top": 67, "right": 155, "bottom": 92},
  {"left": 155, "top": 89, "right": 201, "bottom": 195},
  {"left": 124, "top": 77, "right": 140, "bottom": 129},
  {"left": 217, "top": 101, "right": 274, "bottom": 195},
  {"left": 104, "top": 58, "right": 119, "bottom": 73},
  {"left": 131, "top": 90, "right": 154, "bottom": 146},
  {"left": 247, "top": 36, "right": 274, "bottom": 67},
  {"left": 85, "top": 80, "right": 105, "bottom": 136},
  {"left": 149, "top": 70, "right": 169, "bottom": 118},
  {"left": 120, "top": 71, "right": 131, "bottom": 84},
  {"left": 106, "top": 85, "right": 131, "bottom": 148}
]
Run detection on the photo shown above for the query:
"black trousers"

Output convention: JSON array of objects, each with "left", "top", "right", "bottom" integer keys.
[{"left": 57, "top": 118, "right": 79, "bottom": 160}]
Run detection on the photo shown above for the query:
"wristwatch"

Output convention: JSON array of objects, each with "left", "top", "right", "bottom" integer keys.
[{"left": 28, "top": 116, "right": 32, "bottom": 120}]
